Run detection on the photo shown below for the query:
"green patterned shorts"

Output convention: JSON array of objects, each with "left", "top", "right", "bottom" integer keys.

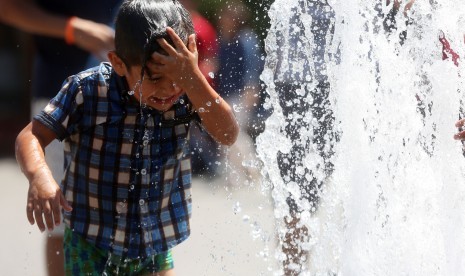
[{"left": 64, "top": 227, "right": 174, "bottom": 275}]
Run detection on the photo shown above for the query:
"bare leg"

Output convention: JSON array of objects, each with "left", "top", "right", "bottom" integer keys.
[
  {"left": 46, "top": 235, "right": 64, "bottom": 276},
  {"left": 282, "top": 217, "right": 309, "bottom": 276}
]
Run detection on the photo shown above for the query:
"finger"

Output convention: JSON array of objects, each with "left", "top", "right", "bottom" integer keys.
[
  {"left": 187, "top": 34, "right": 197, "bottom": 54},
  {"left": 455, "top": 118, "right": 465, "bottom": 128},
  {"left": 157, "top": 38, "right": 178, "bottom": 56},
  {"left": 43, "top": 200, "right": 55, "bottom": 231},
  {"left": 34, "top": 204, "right": 46, "bottom": 232},
  {"left": 146, "top": 63, "right": 164, "bottom": 74},
  {"left": 26, "top": 201, "right": 35, "bottom": 225},
  {"left": 150, "top": 53, "right": 170, "bottom": 66},
  {"left": 60, "top": 193, "right": 73, "bottom": 212},
  {"left": 454, "top": 131, "right": 465, "bottom": 140},
  {"left": 404, "top": 0, "right": 415, "bottom": 15},
  {"left": 166, "top": 27, "right": 189, "bottom": 52}
]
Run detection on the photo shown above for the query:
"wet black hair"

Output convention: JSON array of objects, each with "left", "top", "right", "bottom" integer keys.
[{"left": 114, "top": 0, "right": 195, "bottom": 68}]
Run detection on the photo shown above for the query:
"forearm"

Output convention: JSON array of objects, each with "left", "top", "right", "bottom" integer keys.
[
  {"left": 17, "top": 122, "right": 71, "bottom": 231},
  {"left": 0, "top": 0, "right": 67, "bottom": 39},
  {"left": 15, "top": 123, "right": 54, "bottom": 181},
  {"left": 185, "top": 73, "right": 239, "bottom": 146}
]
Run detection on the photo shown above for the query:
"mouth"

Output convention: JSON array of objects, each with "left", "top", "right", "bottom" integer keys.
[{"left": 148, "top": 92, "right": 183, "bottom": 106}]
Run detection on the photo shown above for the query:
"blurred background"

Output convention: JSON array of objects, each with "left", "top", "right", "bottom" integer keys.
[{"left": 0, "top": 25, "right": 31, "bottom": 155}]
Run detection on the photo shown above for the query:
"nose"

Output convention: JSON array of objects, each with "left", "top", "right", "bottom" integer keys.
[{"left": 160, "top": 80, "right": 181, "bottom": 96}]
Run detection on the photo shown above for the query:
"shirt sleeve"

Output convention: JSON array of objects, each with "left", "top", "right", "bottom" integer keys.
[{"left": 33, "top": 75, "right": 83, "bottom": 141}]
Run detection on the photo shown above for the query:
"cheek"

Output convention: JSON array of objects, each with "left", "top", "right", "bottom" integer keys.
[
  {"left": 173, "top": 83, "right": 182, "bottom": 94},
  {"left": 140, "top": 81, "right": 158, "bottom": 94}
]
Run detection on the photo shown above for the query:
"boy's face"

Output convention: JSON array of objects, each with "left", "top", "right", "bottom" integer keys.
[
  {"left": 108, "top": 48, "right": 185, "bottom": 111},
  {"left": 125, "top": 64, "right": 184, "bottom": 111}
]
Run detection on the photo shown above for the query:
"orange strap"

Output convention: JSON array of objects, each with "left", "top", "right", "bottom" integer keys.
[{"left": 64, "top": 16, "right": 77, "bottom": 45}]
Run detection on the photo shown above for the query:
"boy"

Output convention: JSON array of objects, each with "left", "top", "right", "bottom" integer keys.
[{"left": 15, "top": 0, "right": 239, "bottom": 275}]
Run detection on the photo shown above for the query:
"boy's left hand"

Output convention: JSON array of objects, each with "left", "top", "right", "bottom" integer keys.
[{"left": 149, "top": 27, "right": 202, "bottom": 92}]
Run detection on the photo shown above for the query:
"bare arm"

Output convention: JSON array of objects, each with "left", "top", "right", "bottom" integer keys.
[
  {"left": 150, "top": 27, "right": 239, "bottom": 146},
  {"left": 0, "top": 0, "right": 66, "bottom": 38},
  {"left": 15, "top": 121, "right": 72, "bottom": 232},
  {"left": 0, "top": 0, "right": 115, "bottom": 61},
  {"left": 181, "top": 66, "right": 239, "bottom": 146}
]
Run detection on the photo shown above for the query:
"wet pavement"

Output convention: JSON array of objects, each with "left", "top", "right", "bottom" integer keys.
[{"left": 0, "top": 158, "right": 278, "bottom": 275}]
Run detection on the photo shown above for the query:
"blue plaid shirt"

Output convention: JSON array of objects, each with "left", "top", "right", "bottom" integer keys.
[{"left": 35, "top": 62, "right": 196, "bottom": 260}]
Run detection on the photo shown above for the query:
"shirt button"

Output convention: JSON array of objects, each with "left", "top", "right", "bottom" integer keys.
[{"left": 139, "top": 199, "right": 145, "bottom": 205}]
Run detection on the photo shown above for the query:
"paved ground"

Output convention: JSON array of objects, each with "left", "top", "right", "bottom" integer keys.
[{"left": 0, "top": 158, "right": 278, "bottom": 275}]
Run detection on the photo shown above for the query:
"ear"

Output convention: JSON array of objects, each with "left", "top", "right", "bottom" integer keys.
[{"left": 108, "top": 51, "right": 128, "bottom": 76}]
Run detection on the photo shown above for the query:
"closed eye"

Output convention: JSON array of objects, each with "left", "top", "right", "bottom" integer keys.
[{"left": 148, "top": 75, "right": 162, "bottom": 83}]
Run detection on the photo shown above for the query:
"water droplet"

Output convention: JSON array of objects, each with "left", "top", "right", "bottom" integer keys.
[
  {"left": 208, "top": 72, "right": 215, "bottom": 79},
  {"left": 179, "top": 98, "right": 185, "bottom": 104},
  {"left": 242, "top": 215, "right": 250, "bottom": 222},
  {"left": 139, "top": 199, "right": 145, "bottom": 205},
  {"left": 233, "top": 202, "right": 242, "bottom": 214},
  {"left": 56, "top": 251, "right": 60, "bottom": 255},
  {"left": 251, "top": 221, "right": 262, "bottom": 239},
  {"left": 242, "top": 160, "right": 260, "bottom": 169},
  {"left": 128, "top": 90, "right": 135, "bottom": 96},
  {"left": 233, "top": 104, "right": 242, "bottom": 113},
  {"left": 141, "top": 169, "right": 147, "bottom": 175},
  {"left": 215, "top": 97, "right": 221, "bottom": 104},
  {"left": 198, "top": 107, "right": 206, "bottom": 113},
  {"left": 130, "top": 185, "right": 135, "bottom": 190},
  {"left": 206, "top": 101, "right": 212, "bottom": 107}
]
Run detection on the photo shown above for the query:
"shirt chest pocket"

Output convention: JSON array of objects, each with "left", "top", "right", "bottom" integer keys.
[{"left": 90, "top": 115, "right": 134, "bottom": 153}]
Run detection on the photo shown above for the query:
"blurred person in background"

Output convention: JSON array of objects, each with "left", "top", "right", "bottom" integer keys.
[
  {"left": 216, "top": 0, "right": 264, "bottom": 184},
  {"left": 179, "top": 0, "right": 222, "bottom": 177},
  {"left": 0, "top": 0, "right": 121, "bottom": 274},
  {"left": 271, "top": 0, "right": 337, "bottom": 274}
]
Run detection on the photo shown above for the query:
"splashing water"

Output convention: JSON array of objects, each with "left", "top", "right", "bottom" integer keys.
[{"left": 257, "top": 0, "right": 465, "bottom": 274}]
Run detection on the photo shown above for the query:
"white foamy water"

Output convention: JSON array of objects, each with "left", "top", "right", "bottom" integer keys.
[{"left": 257, "top": 0, "right": 465, "bottom": 274}]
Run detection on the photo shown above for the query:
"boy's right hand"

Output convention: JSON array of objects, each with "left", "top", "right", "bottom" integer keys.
[{"left": 26, "top": 175, "right": 72, "bottom": 232}]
